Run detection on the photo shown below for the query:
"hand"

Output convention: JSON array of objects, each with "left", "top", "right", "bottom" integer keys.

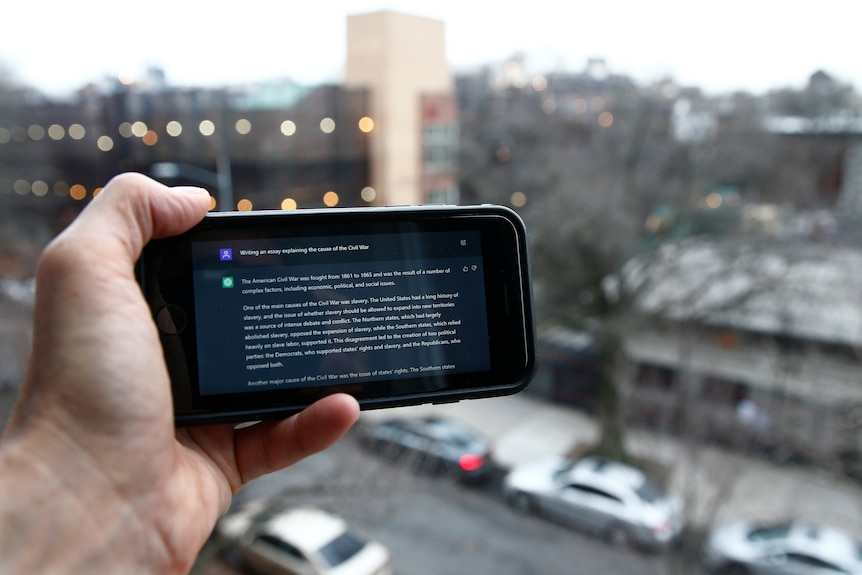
[{"left": 0, "top": 173, "right": 359, "bottom": 574}]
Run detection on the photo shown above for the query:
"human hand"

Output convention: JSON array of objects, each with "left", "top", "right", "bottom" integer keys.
[{"left": 0, "top": 173, "right": 359, "bottom": 574}]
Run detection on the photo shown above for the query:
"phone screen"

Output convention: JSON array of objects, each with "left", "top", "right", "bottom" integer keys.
[
  {"left": 139, "top": 205, "right": 535, "bottom": 424},
  {"left": 191, "top": 230, "right": 490, "bottom": 396}
]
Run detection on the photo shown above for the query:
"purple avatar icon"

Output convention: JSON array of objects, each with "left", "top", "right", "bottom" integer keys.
[{"left": 219, "top": 248, "right": 233, "bottom": 261}]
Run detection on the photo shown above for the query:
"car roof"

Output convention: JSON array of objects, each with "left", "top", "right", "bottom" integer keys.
[
  {"left": 257, "top": 506, "right": 350, "bottom": 553},
  {"left": 567, "top": 456, "right": 648, "bottom": 492}
]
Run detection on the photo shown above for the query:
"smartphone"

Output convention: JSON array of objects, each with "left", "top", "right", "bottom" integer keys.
[{"left": 137, "top": 204, "right": 536, "bottom": 425}]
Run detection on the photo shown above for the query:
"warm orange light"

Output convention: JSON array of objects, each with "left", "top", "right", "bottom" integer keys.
[
  {"left": 281, "top": 198, "right": 297, "bottom": 210},
  {"left": 323, "top": 191, "right": 339, "bottom": 207},
  {"left": 237, "top": 198, "right": 253, "bottom": 211},
  {"left": 92, "top": 187, "right": 103, "bottom": 198},
  {"left": 142, "top": 130, "right": 158, "bottom": 146},
  {"left": 496, "top": 147, "right": 512, "bottom": 162},
  {"left": 70, "top": 184, "right": 87, "bottom": 200},
  {"left": 208, "top": 196, "right": 217, "bottom": 211},
  {"left": 706, "top": 193, "right": 723, "bottom": 209},
  {"left": 358, "top": 117, "right": 374, "bottom": 133}
]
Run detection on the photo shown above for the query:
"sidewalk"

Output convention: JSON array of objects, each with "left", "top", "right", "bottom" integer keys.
[{"left": 361, "top": 393, "right": 862, "bottom": 540}]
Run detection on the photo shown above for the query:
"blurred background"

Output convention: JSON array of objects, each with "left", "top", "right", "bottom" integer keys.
[{"left": 2, "top": 2, "right": 861, "bottom": 574}]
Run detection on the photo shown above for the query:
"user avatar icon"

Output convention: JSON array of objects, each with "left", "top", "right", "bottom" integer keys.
[{"left": 220, "top": 248, "right": 233, "bottom": 261}]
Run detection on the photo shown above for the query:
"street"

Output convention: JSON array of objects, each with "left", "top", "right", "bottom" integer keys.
[{"left": 198, "top": 428, "right": 700, "bottom": 575}]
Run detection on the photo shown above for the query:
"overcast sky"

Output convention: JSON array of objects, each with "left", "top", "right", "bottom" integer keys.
[{"left": 2, "top": 0, "right": 858, "bottom": 97}]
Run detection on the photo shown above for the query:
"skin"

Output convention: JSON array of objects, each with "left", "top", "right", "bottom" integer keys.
[{"left": 0, "top": 173, "right": 360, "bottom": 574}]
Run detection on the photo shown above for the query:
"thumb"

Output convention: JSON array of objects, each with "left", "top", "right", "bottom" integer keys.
[{"left": 61, "top": 173, "right": 212, "bottom": 266}]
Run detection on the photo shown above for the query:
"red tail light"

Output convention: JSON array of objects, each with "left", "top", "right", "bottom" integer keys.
[{"left": 459, "top": 454, "right": 485, "bottom": 471}]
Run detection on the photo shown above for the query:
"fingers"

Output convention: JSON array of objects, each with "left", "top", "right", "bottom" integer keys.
[
  {"left": 56, "top": 173, "right": 212, "bottom": 267},
  {"left": 233, "top": 394, "right": 360, "bottom": 485}
]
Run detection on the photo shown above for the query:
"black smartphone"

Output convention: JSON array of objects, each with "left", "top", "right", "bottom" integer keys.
[{"left": 137, "top": 205, "right": 536, "bottom": 425}]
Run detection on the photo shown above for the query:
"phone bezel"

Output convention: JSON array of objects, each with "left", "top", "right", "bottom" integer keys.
[{"left": 137, "top": 205, "right": 536, "bottom": 425}]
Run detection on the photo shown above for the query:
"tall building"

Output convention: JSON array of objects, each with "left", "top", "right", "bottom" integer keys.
[{"left": 346, "top": 11, "right": 459, "bottom": 206}]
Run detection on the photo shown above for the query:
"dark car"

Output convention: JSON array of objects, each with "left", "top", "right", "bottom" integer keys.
[{"left": 358, "top": 415, "right": 495, "bottom": 482}]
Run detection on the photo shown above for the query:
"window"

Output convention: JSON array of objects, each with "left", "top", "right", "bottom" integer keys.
[
  {"left": 423, "top": 123, "right": 458, "bottom": 174},
  {"left": 254, "top": 534, "right": 306, "bottom": 562},
  {"left": 318, "top": 531, "right": 366, "bottom": 567}
]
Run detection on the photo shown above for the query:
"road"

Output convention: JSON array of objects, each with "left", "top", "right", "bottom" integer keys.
[{"left": 197, "top": 429, "right": 700, "bottom": 575}]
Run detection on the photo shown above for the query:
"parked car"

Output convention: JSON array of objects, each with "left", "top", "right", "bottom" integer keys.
[
  {"left": 502, "top": 455, "right": 684, "bottom": 550},
  {"left": 702, "top": 519, "right": 862, "bottom": 574},
  {"left": 357, "top": 415, "right": 495, "bottom": 482},
  {"left": 216, "top": 500, "right": 392, "bottom": 575}
]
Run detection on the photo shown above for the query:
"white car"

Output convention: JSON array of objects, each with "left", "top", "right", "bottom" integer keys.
[
  {"left": 703, "top": 520, "right": 862, "bottom": 574},
  {"left": 217, "top": 500, "right": 392, "bottom": 575},
  {"left": 502, "top": 455, "right": 685, "bottom": 550}
]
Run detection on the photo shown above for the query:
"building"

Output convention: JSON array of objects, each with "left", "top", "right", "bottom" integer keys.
[
  {"left": 0, "top": 10, "right": 458, "bottom": 213},
  {"left": 346, "top": 10, "right": 459, "bottom": 206}
]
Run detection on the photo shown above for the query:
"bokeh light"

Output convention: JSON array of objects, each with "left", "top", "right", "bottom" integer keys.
[
  {"left": 360, "top": 186, "right": 376, "bottom": 203},
  {"left": 0, "top": 128, "right": 10, "bottom": 143},
  {"left": 31, "top": 181, "right": 49, "bottom": 196},
  {"left": 68, "top": 124, "right": 86, "bottom": 140},
  {"left": 97, "top": 136, "right": 114, "bottom": 151},
  {"left": 358, "top": 117, "right": 374, "bottom": 133},
  {"left": 237, "top": 198, "right": 253, "bottom": 211},
  {"left": 280, "top": 120, "right": 296, "bottom": 136},
  {"left": 208, "top": 196, "right": 217, "bottom": 211},
  {"left": 280, "top": 198, "right": 297, "bottom": 210},
  {"left": 131, "top": 121, "right": 148, "bottom": 137},
  {"left": 598, "top": 112, "right": 614, "bottom": 127},
  {"left": 118, "top": 122, "right": 133, "bottom": 138},
  {"left": 142, "top": 130, "right": 158, "bottom": 146},
  {"left": 511, "top": 191, "right": 527, "bottom": 208},
  {"left": 28, "top": 125, "right": 45, "bottom": 140},
  {"left": 48, "top": 124, "right": 65, "bottom": 140},
  {"left": 13, "top": 180, "right": 29, "bottom": 195},
  {"left": 590, "top": 96, "right": 606, "bottom": 112},
  {"left": 496, "top": 146, "right": 512, "bottom": 162},
  {"left": 70, "top": 184, "right": 87, "bottom": 200},
  {"left": 320, "top": 118, "right": 336, "bottom": 134},
  {"left": 532, "top": 76, "right": 548, "bottom": 92},
  {"left": 235, "top": 119, "right": 252, "bottom": 135},
  {"left": 166, "top": 121, "right": 183, "bottom": 137},
  {"left": 323, "top": 191, "right": 339, "bottom": 207},
  {"left": 53, "top": 181, "right": 70, "bottom": 197},
  {"left": 199, "top": 120, "right": 215, "bottom": 136}
]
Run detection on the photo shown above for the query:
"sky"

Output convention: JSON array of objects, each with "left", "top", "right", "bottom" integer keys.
[{"left": 2, "top": 0, "right": 859, "bottom": 97}]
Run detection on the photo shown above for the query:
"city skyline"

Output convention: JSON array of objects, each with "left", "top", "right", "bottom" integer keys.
[{"left": 2, "top": 0, "right": 859, "bottom": 98}]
